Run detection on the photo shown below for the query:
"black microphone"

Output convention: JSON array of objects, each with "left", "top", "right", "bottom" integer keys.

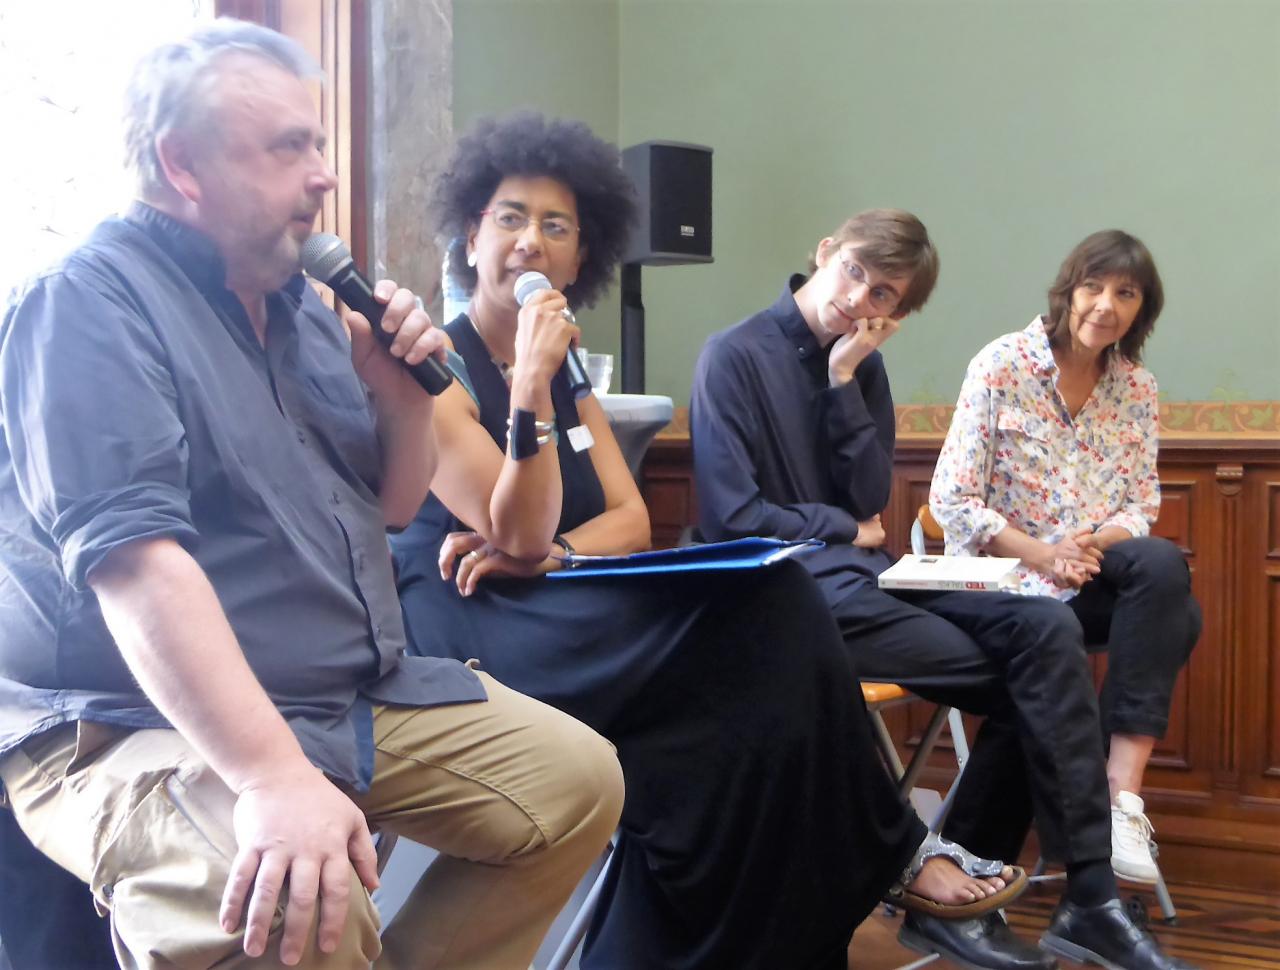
[
  {"left": 513, "top": 271, "right": 592, "bottom": 400},
  {"left": 300, "top": 233, "right": 453, "bottom": 396}
]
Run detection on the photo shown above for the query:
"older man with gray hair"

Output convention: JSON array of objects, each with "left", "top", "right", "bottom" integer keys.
[{"left": 0, "top": 18, "right": 622, "bottom": 969}]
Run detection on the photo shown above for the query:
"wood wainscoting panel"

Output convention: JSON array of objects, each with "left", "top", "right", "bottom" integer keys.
[
  {"left": 1135, "top": 467, "right": 1213, "bottom": 794},
  {"left": 1269, "top": 478, "right": 1280, "bottom": 559},
  {"left": 1266, "top": 570, "right": 1280, "bottom": 783},
  {"left": 1153, "top": 478, "right": 1194, "bottom": 552},
  {"left": 641, "top": 438, "right": 701, "bottom": 549},
  {"left": 1250, "top": 475, "right": 1280, "bottom": 795}
]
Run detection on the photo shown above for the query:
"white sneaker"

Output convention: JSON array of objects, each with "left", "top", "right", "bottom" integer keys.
[{"left": 1111, "top": 790, "right": 1160, "bottom": 883}]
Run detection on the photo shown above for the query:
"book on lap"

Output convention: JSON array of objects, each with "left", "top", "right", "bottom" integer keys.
[
  {"left": 877, "top": 554, "right": 1020, "bottom": 592},
  {"left": 549, "top": 537, "right": 823, "bottom": 579}
]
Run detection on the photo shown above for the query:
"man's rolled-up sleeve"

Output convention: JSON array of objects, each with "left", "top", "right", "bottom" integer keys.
[{"left": 2, "top": 271, "right": 196, "bottom": 590}]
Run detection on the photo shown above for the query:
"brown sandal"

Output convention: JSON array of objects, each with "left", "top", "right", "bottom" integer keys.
[{"left": 883, "top": 833, "right": 1029, "bottom": 919}]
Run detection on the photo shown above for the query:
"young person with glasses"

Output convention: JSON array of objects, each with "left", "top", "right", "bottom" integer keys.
[{"left": 691, "top": 209, "right": 1195, "bottom": 970}]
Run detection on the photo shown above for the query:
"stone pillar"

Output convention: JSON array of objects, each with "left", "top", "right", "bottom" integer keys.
[{"left": 368, "top": 0, "right": 453, "bottom": 319}]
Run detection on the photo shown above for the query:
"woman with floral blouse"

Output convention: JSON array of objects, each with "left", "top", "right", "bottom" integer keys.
[{"left": 930, "top": 229, "right": 1201, "bottom": 885}]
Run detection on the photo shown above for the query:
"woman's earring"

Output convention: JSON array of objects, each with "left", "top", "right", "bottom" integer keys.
[{"left": 466, "top": 251, "right": 477, "bottom": 268}]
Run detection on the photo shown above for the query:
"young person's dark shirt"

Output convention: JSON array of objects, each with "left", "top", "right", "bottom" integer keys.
[{"left": 691, "top": 275, "right": 896, "bottom": 605}]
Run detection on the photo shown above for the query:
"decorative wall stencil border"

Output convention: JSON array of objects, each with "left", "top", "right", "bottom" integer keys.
[
  {"left": 895, "top": 400, "right": 1280, "bottom": 436},
  {"left": 657, "top": 402, "right": 1280, "bottom": 439},
  {"left": 1159, "top": 400, "right": 1280, "bottom": 434}
]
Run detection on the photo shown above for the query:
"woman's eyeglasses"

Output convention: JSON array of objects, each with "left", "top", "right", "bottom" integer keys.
[{"left": 481, "top": 206, "right": 580, "bottom": 244}]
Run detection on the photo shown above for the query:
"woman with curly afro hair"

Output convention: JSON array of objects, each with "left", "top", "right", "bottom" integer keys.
[{"left": 390, "top": 112, "right": 1023, "bottom": 970}]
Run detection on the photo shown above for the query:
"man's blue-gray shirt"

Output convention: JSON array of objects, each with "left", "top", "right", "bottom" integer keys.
[{"left": 0, "top": 204, "right": 483, "bottom": 790}]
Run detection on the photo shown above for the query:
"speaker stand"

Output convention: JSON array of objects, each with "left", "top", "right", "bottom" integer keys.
[{"left": 620, "top": 262, "right": 644, "bottom": 393}]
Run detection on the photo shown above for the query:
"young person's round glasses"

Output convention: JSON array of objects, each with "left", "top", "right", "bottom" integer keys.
[
  {"left": 481, "top": 206, "right": 580, "bottom": 244},
  {"left": 838, "top": 255, "right": 901, "bottom": 316}
]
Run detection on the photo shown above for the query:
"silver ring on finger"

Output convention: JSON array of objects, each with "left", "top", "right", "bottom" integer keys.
[
  {"left": 467, "top": 549, "right": 484, "bottom": 562},
  {"left": 560, "top": 308, "right": 576, "bottom": 324}
]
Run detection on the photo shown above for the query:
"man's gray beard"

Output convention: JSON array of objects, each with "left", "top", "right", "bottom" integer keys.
[{"left": 241, "top": 234, "right": 303, "bottom": 292}]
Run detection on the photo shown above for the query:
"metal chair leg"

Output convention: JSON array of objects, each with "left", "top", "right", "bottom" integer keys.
[
  {"left": 946, "top": 708, "right": 970, "bottom": 767},
  {"left": 544, "top": 837, "right": 616, "bottom": 970},
  {"left": 927, "top": 708, "right": 972, "bottom": 833},
  {"left": 1149, "top": 840, "right": 1178, "bottom": 923},
  {"left": 1028, "top": 856, "right": 1068, "bottom": 885},
  {"left": 869, "top": 707, "right": 908, "bottom": 780},
  {"left": 1153, "top": 870, "right": 1177, "bottom": 924},
  {"left": 899, "top": 705, "right": 950, "bottom": 796},
  {"left": 897, "top": 954, "right": 941, "bottom": 969}
]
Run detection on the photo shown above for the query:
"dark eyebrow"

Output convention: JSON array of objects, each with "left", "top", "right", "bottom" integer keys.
[{"left": 493, "top": 199, "right": 576, "bottom": 221}]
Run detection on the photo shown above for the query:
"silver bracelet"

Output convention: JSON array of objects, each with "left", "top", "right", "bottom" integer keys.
[{"left": 506, "top": 414, "right": 558, "bottom": 449}]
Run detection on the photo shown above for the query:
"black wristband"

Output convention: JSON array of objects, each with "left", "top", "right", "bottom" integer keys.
[
  {"left": 552, "top": 534, "right": 576, "bottom": 557},
  {"left": 508, "top": 407, "right": 540, "bottom": 461}
]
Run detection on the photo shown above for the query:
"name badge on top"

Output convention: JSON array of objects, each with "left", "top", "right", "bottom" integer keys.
[{"left": 567, "top": 424, "right": 594, "bottom": 453}]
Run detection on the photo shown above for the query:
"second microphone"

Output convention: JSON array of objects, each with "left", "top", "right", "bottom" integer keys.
[
  {"left": 302, "top": 232, "right": 454, "bottom": 396},
  {"left": 513, "top": 271, "right": 593, "bottom": 400}
]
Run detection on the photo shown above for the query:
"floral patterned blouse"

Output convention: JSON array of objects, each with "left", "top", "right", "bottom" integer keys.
[{"left": 929, "top": 316, "right": 1160, "bottom": 599}]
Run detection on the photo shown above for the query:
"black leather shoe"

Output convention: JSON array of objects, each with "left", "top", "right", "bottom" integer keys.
[
  {"left": 900, "top": 910, "right": 1058, "bottom": 970},
  {"left": 1041, "top": 898, "right": 1198, "bottom": 969}
]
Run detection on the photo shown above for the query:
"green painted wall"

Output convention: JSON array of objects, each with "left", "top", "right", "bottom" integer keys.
[
  {"left": 453, "top": 0, "right": 619, "bottom": 139},
  {"left": 456, "top": 0, "right": 1280, "bottom": 405},
  {"left": 452, "top": 0, "right": 623, "bottom": 364}
]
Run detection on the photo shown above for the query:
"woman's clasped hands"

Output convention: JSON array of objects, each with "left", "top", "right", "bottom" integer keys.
[
  {"left": 438, "top": 529, "right": 562, "bottom": 596},
  {"left": 1042, "top": 528, "right": 1104, "bottom": 589}
]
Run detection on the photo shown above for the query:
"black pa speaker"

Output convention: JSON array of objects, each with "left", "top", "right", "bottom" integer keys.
[{"left": 622, "top": 141, "right": 713, "bottom": 266}]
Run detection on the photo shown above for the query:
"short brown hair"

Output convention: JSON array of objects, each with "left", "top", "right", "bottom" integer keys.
[
  {"left": 1045, "top": 230, "right": 1164, "bottom": 364},
  {"left": 810, "top": 208, "right": 940, "bottom": 315}
]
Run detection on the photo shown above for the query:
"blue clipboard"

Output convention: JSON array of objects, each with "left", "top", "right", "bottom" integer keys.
[{"left": 548, "top": 537, "right": 824, "bottom": 579}]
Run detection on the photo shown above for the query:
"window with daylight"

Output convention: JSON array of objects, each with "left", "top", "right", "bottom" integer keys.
[{"left": 0, "top": 1, "right": 211, "bottom": 298}]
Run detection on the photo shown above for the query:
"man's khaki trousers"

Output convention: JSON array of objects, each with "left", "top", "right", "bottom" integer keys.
[{"left": 0, "top": 671, "right": 623, "bottom": 970}]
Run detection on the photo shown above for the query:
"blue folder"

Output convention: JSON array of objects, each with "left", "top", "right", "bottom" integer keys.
[{"left": 548, "top": 537, "right": 823, "bottom": 579}]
